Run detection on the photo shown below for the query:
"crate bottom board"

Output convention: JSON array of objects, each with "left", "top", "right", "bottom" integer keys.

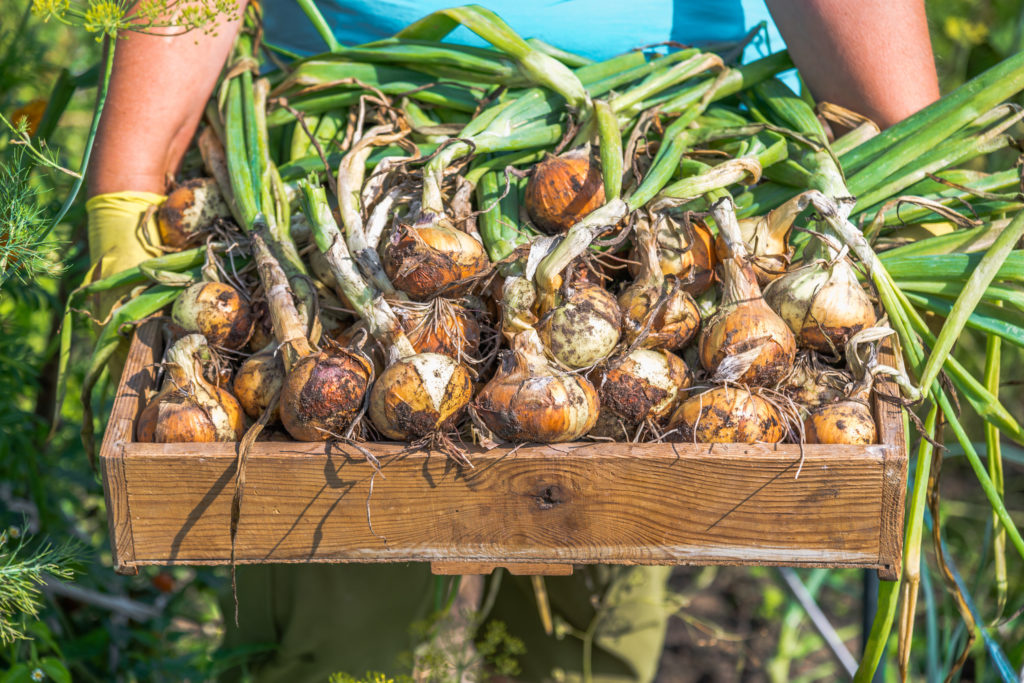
[{"left": 102, "top": 440, "right": 904, "bottom": 579}]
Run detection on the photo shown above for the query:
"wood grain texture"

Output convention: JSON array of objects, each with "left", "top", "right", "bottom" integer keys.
[
  {"left": 99, "top": 318, "right": 161, "bottom": 575},
  {"left": 431, "top": 561, "right": 574, "bottom": 576},
  {"left": 873, "top": 342, "right": 909, "bottom": 581},
  {"left": 102, "top": 325, "right": 908, "bottom": 578}
]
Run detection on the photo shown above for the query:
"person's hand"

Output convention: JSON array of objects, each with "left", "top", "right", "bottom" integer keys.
[{"left": 86, "top": 191, "right": 166, "bottom": 319}]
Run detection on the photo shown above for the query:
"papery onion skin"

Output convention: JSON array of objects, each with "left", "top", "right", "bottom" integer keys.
[
  {"left": 782, "top": 354, "right": 850, "bottom": 407},
  {"left": 804, "top": 400, "right": 876, "bottom": 444},
  {"left": 631, "top": 217, "right": 717, "bottom": 296},
  {"left": 395, "top": 302, "right": 482, "bottom": 360},
  {"left": 699, "top": 295, "right": 796, "bottom": 386},
  {"left": 525, "top": 149, "right": 605, "bottom": 235},
  {"left": 589, "top": 349, "right": 691, "bottom": 437},
  {"left": 382, "top": 221, "right": 489, "bottom": 300},
  {"left": 172, "top": 281, "right": 254, "bottom": 350},
  {"left": 764, "top": 263, "right": 877, "bottom": 353},
  {"left": 233, "top": 348, "right": 285, "bottom": 421},
  {"left": 537, "top": 281, "right": 621, "bottom": 369},
  {"left": 280, "top": 349, "right": 374, "bottom": 441},
  {"left": 668, "top": 386, "right": 785, "bottom": 443},
  {"left": 619, "top": 278, "right": 701, "bottom": 351},
  {"left": 157, "top": 178, "right": 231, "bottom": 249},
  {"left": 368, "top": 353, "right": 473, "bottom": 440},
  {"left": 137, "top": 334, "right": 245, "bottom": 443},
  {"left": 475, "top": 332, "right": 599, "bottom": 443}
]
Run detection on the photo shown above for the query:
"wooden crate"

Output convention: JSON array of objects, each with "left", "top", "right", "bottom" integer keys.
[{"left": 100, "top": 320, "right": 907, "bottom": 580}]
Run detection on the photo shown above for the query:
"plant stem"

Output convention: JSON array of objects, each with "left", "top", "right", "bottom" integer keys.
[
  {"left": 294, "top": 0, "right": 342, "bottom": 52},
  {"left": 46, "top": 34, "right": 116, "bottom": 236}
]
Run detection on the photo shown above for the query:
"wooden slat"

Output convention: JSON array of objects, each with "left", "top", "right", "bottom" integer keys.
[
  {"left": 873, "top": 342, "right": 909, "bottom": 581},
  {"left": 120, "top": 440, "right": 891, "bottom": 571},
  {"left": 99, "top": 319, "right": 162, "bottom": 575},
  {"left": 431, "top": 561, "right": 574, "bottom": 576}
]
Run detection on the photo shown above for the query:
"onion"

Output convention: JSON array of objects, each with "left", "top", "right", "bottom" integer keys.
[
  {"left": 668, "top": 386, "right": 785, "bottom": 443},
  {"left": 157, "top": 178, "right": 231, "bottom": 249},
  {"left": 137, "top": 334, "right": 245, "bottom": 442},
  {"left": 233, "top": 346, "right": 285, "bottom": 421},
  {"left": 172, "top": 281, "right": 253, "bottom": 350},
  {"left": 631, "top": 213, "right": 716, "bottom": 296},
  {"left": 619, "top": 221, "right": 700, "bottom": 351},
  {"left": 475, "top": 328, "right": 599, "bottom": 443},
  {"left": 763, "top": 237, "right": 877, "bottom": 354},
  {"left": 782, "top": 353, "right": 850, "bottom": 407},
  {"left": 368, "top": 353, "right": 473, "bottom": 440},
  {"left": 395, "top": 298, "right": 482, "bottom": 362},
  {"left": 804, "top": 378, "right": 875, "bottom": 445},
  {"left": 280, "top": 347, "right": 374, "bottom": 441},
  {"left": 524, "top": 147, "right": 606, "bottom": 235},
  {"left": 382, "top": 218, "right": 489, "bottom": 300},
  {"left": 590, "top": 348, "right": 690, "bottom": 437},
  {"left": 537, "top": 278, "right": 621, "bottom": 369},
  {"left": 699, "top": 199, "right": 795, "bottom": 386}
]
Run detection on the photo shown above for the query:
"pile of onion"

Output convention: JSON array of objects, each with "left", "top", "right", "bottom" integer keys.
[
  {"left": 138, "top": 334, "right": 245, "bottom": 443},
  {"left": 699, "top": 198, "right": 796, "bottom": 386},
  {"left": 631, "top": 212, "right": 717, "bottom": 296}
]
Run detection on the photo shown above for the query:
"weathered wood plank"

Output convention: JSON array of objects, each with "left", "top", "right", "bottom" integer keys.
[
  {"left": 431, "top": 561, "right": 574, "bottom": 576},
  {"left": 99, "top": 318, "right": 161, "bottom": 575},
  {"left": 873, "top": 343, "right": 909, "bottom": 581},
  {"left": 120, "top": 441, "right": 890, "bottom": 570}
]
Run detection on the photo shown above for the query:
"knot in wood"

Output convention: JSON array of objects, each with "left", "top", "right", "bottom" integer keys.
[{"left": 531, "top": 484, "right": 566, "bottom": 510}]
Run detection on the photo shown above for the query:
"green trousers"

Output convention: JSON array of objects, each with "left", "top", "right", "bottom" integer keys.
[{"left": 218, "top": 564, "right": 672, "bottom": 682}]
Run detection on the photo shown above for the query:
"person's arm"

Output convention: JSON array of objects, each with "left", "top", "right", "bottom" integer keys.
[
  {"left": 765, "top": 0, "right": 940, "bottom": 128},
  {"left": 88, "top": 8, "right": 245, "bottom": 197}
]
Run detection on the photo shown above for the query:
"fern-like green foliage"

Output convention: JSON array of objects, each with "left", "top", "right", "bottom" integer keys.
[
  {"left": 0, "top": 527, "right": 81, "bottom": 644},
  {"left": 0, "top": 137, "right": 63, "bottom": 286}
]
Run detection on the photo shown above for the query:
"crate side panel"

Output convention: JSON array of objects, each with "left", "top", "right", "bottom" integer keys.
[{"left": 123, "top": 443, "right": 888, "bottom": 567}]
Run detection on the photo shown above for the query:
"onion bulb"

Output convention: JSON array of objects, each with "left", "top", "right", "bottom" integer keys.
[
  {"left": 137, "top": 334, "right": 245, "bottom": 443},
  {"left": 804, "top": 378, "right": 875, "bottom": 445},
  {"left": 233, "top": 347, "right": 285, "bottom": 422},
  {"left": 280, "top": 347, "right": 374, "bottom": 441},
  {"left": 157, "top": 178, "right": 231, "bottom": 249},
  {"left": 537, "top": 279, "right": 620, "bottom": 369},
  {"left": 668, "top": 386, "right": 785, "bottom": 443},
  {"left": 475, "top": 328, "right": 599, "bottom": 443},
  {"left": 368, "top": 353, "right": 473, "bottom": 440},
  {"left": 172, "top": 281, "right": 253, "bottom": 350},
  {"left": 524, "top": 148, "right": 605, "bottom": 234},
  {"left": 619, "top": 221, "right": 700, "bottom": 351},
  {"left": 631, "top": 213, "right": 716, "bottom": 296},
  {"left": 763, "top": 239, "right": 877, "bottom": 353},
  {"left": 782, "top": 353, "right": 850, "bottom": 407},
  {"left": 699, "top": 199, "right": 795, "bottom": 386},
  {"left": 382, "top": 218, "right": 489, "bottom": 300},
  {"left": 590, "top": 349, "right": 691, "bottom": 437},
  {"left": 395, "top": 299, "right": 482, "bottom": 361}
]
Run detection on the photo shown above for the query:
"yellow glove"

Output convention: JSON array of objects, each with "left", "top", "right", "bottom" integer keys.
[{"left": 86, "top": 191, "right": 166, "bottom": 319}]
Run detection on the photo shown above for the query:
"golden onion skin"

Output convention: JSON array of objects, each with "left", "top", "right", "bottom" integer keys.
[
  {"left": 631, "top": 217, "right": 717, "bottom": 296},
  {"left": 280, "top": 350, "right": 373, "bottom": 441},
  {"left": 537, "top": 282, "right": 621, "bottom": 369},
  {"left": 395, "top": 303, "right": 482, "bottom": 360},
  {"left": 368, "top": 353, "right": 473, "bottom": 440},
  {"left": 233, "top": 349, "right": 285, "bottom": 422},
  {"left": 764, "top": 263, "right": 877, "bottom": 353},
  {"left": 137, "top": 335, "right": 245, "bottom": 443},
  {"left": 524, "top": 149, "right": 605, "bottom": 234},
  {"left": 157, "top": 178, "right": 231, "bottom": 249},
  {"left": 619, "top": 279, "right": 701, "bottom": 351},
  {"left": 475, "top": 335, "right": 599, "bottom": 443},
  {"left": 137, "top": 385, "right": 245, "bottom": 443},
  {"left": 805, "top": 400, "right": 876, "bottom": 445},
  {"left": 589, "top": 349, "right": 691, "bottom": 438},
  {"left": 699, "top": 296, "right": 796, "bottom": 387},
  {"left": 382, "top": 221, "right": 489, "bottom": 300},
  {"left": 172, "top": 281, "right": 254, "bottom": 350},
  {"left": 668, "top": 386, "right": 785, "bottom": 444}
]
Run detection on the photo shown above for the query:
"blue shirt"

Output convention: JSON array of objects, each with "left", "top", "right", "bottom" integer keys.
[{"left": 263, "top": 0, "right": 787, "bottom": 66}]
